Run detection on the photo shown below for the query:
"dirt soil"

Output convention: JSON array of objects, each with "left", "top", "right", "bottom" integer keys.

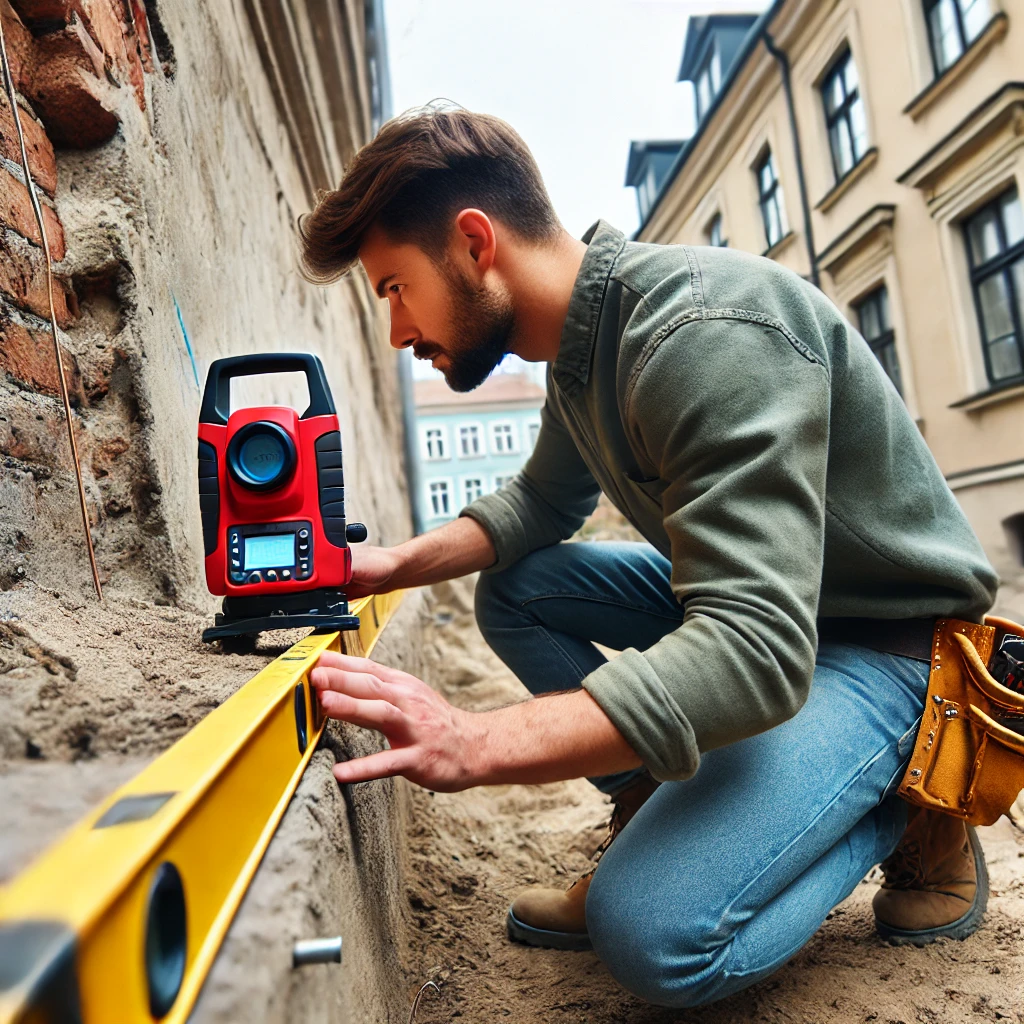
[{"left": 401, "top": 525, "right": 1024, "bottom": 1023}]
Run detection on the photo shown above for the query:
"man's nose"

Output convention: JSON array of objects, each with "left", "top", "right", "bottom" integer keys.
[{"left": 388, "top": 312, "right": 417, "bottom": 350}]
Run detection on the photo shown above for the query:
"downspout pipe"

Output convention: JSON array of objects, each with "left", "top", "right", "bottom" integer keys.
[{"left": 762, "top": 30, "right": 820, "bottom": 288}]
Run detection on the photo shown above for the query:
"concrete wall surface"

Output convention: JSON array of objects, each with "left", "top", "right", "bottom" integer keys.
[{"left": 0, "top": 0, "right": 419, "bottom": 1019}]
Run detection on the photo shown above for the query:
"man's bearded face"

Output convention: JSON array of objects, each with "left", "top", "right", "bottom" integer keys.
[{"left": 412, "top": 261, "right": 515, "bottom": 392}]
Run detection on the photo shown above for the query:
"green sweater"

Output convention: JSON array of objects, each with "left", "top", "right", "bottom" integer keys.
[{"left": 462, "top": 221, "right": 997, "bottom": 782}]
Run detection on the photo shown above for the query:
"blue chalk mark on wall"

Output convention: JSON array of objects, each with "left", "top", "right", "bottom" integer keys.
[{"left": 172, "top": 294, "right": 200, "bottom": 389}]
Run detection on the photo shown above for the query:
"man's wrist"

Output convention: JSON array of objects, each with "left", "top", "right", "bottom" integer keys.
[{"left": 455, "top": 707, "right": 494, "bottom": 787}]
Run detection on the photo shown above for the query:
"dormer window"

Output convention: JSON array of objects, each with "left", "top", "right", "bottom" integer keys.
[{"left": 695, "top": 44, "right": 722, "bottom": 121}]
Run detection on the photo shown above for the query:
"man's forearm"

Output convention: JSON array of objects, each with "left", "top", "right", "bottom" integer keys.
[
  {"left": 464, "top": 688, "right": 643, "bottom": 787},
  {"left": 389, "top": 515, "right": 497, "bottom": 589}
]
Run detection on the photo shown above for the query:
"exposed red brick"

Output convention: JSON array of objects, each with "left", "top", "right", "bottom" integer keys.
[
  {"left": 78, "top": 0, "right": 144, "bottom": 107},
  {"left": 10, "top": 0, "right": 146, "bottom": 111},
  {"left": 126, "top": 0, "right": 152, "bottom": 73},
  {"left": 0, "top": 231, "right": 73, "bottom": 324},
  {"left": 0, "top": 92, "right": 57, "bottom": 195},
  {"left": 0, "top": 310, "right": 83, "bottom": 401},
  {"left": 0, "top": 1, "right": 35, "bottom": 93},
  {"left": 7, "top": 0, "right": 68, "bottom": 20},
  {"left": 20, "top": 16, "right": 118, "bottom": 149},
  {"left": 0, "top": 166, "right": 66, "bottom": 259}
]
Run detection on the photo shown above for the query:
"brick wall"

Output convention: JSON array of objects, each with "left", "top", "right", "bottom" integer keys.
[{"left": 0, "top": 0, "right": 151, "bottom": 398}]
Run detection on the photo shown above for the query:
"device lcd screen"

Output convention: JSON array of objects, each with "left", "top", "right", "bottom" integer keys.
[{"left": 243, "top": 533, "right": 295, "bottom": 570}]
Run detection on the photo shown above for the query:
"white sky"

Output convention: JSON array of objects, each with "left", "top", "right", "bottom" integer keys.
[{"left": 384, "top": 0, "right": 770, "bottom": 381}]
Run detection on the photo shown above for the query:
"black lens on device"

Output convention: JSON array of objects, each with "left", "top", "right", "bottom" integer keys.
[{"left": 227, "top": 421, "right": 297, "bottom": 491}]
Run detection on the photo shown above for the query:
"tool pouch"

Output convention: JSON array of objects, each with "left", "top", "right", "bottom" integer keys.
[{"left": 898, "top": 616, "right": 1024, "bottom": 825}]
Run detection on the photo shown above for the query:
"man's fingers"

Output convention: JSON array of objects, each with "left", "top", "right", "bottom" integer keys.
[
  {"left": 316, "top": 650, "right": 408, "bottom": 684},
  {"left": 309, "top": 666, "right": 389, "bottom": 700},
  {"left": 332, "top": 748, "right": 413, "bottom": 784},
  {"left": 318, "top": 691, "right": 402, "bottom": 732}
]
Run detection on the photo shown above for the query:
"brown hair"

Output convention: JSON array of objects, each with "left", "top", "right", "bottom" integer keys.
[{"left": 298, "top": 103, "right": 561, "bottom": 283}]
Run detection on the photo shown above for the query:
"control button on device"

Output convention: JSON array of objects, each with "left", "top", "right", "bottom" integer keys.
[
  {"left": 230, "top": 571, "right": 245, "bottom": 582},
  {"left": 266, "top": 570, "right": 277, "bottom": 581},
  {"left": 247, "top": 571, "right": 263, "bottom": 584},
  {"left": 298, "top": 544, "right": 308, "bottom": 554},
  {"left": 231, "top": 559, "right": 241, "bottom": 568},
  {"left": 282, "top": 569, "right": 291, "bottom": 579},
  {"left": 298, "top": 528, "right": 309, "bottom": 539}
]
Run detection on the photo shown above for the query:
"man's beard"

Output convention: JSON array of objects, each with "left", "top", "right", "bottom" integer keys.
[{"left": 430, "top": 262, "right": 516, "bottom": 393}]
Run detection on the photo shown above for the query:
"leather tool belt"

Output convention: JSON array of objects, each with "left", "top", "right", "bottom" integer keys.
[{"left": 897, "top": 616, "right": 1024, "bottom": 825}]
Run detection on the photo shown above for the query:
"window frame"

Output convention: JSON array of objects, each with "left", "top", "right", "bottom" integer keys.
[
  {"left": 461, "top": 475, "right": 485, "bottom": 506},
  {"left": 426, "top": 478, "right": 453, "bottom": 518},
  {"left": 963, "top": 187, "right": 1024, "bottom": 387},
  {"left": 525, "top": 419, "right": 541, "bottom": 451},
  {"left": 923, "top": 0, "right": 991, "bottom": 77},
  {"left": 456, "top": 421, "right": 484, "bottom": 459},
  {"left": 755, "top": 149, "right": 786, "bottom": 251},
  {"left": 820, "top": 48, "right": 869, "bottom": 184},
  {"left": 694, "top": 41, "right": 722, "bottom": 122},
  {"left": 420, "top": 424, "right": 448, "bottom": 461},
  {"left": 854, "top": 285, "right": 904, "bottom": 396},
  {"left": 707, "top": 212, "right": 727, "bottom": 248},
  {"left": 490, "top": 420, "right": 519, "bottom": 456}
]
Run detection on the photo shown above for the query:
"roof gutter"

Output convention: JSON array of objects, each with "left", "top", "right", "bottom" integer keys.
[{"left": 762, "top": 29, "right": 820, "bottom": 287}]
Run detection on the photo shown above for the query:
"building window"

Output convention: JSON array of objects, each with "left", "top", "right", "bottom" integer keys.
[
  {"left": 493, "top": 474, "right": 516, "bottom": 490},
  {"left": 707, "top": 213, "right": 726, "bottom": 247},
  {"left": 855, "top": 286, "right": 903, "bottom": 396},
  {"left": 428, "top": 480, "right": 451, "bottom": 517},
  {"left": 1003, "top": 512, "right": 1024, "bottom": 566},
  {"left": 756, "top": 150, "right": 786, "bottom": 250},
  {"left": 695, "top": 43, "right": 722, "bottom": 121},
  {"left": 462, "top": 477, "right": 484, "bottom": 505},
  {"left": 422, "top": 426, "right": 447, "bottom": 460},
  {"left": 964, "top": 187, "right": 1024, "bottom": 384},
  {"left": 821, "top": 49, "right": 868, "bottom": 182},
  {"left": 924, "top": 0, "right": 992, "bottom": 75},
  {"left": 526, "top": 421, "right": 541, "bottom": 450},
  {"left": 491, "top": 421, "right": 517, "bottom": 455},
  {"left": 458, "top": 423, "right": 482, "bottom": 457}
]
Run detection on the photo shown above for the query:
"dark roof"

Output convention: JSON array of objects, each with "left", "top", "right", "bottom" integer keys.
[
  {"left": 625, "top": 140, "right": 687, "bottom": 186},
  {"left": 678, "top": 13, "right": 759, "bottom": 82},
  {"left": 635, "top": 0, "right": 786, "bottom": 238}
]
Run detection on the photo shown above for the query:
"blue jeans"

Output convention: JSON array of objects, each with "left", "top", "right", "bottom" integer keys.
[{"left": 475, "top": 542, "right": 928, "bottom": 1008}]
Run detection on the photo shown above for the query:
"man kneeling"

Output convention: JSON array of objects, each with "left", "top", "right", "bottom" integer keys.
[{"left": 299, "top": 105, "right": 997, "bottom": 1008}]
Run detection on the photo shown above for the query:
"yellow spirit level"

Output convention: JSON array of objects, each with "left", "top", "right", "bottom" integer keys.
[{"left": 0, "top": 590, "right": 403, "bottom": 1024}]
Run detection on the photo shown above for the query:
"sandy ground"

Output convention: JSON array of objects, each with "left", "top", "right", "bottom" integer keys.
[{"left": 400, "top": 529, "right": 1024, "bottom": 1023}]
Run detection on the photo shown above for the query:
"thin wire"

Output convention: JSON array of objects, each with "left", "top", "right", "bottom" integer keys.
[
  {"left": 0, "top": 17, "right": 102, "bottom": 600},
  {"left": 408, "top": 979, "right": 440, "bottom": 1023}
]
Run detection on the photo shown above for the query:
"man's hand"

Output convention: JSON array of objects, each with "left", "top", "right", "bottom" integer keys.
[
  {"left": 345, "top": 545, "right": 401, "bottom": 598},
  {"left": 311, "top": 651, "right": 480, "bottom": 790},
  {"left": 342, "top": 516, "right": 497, "bottom": 598},
  {"left": 311, "top": 650, "right": 643, "bottom": 790}
]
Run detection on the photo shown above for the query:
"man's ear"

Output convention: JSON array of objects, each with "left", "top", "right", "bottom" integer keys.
[{"left": 453, "top": 208, "right": 497, "bottom": 279}]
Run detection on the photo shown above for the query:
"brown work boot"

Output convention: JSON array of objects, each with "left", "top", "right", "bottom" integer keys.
[
  {"left": 873, "top": 807, "right": 988, "bottom": 945},
  {"left": 506, "top": 772, "right": 659, "bottom": 951}
]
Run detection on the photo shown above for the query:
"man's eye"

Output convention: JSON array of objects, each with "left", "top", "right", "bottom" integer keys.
[{"left": 389, "top": 284, "right": 402, "bottom": 295}]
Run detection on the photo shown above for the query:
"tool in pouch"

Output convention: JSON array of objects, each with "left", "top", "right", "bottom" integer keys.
[{"left": 898, "top": 615, "right": 1024, "bottom": 825}]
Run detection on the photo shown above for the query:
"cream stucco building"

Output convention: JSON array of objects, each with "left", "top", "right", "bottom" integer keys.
[{"left": 628, "top": 0, "right": 1024, "bottom": 615}]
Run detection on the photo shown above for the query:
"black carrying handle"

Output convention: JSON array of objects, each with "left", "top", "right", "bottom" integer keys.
[{"left": 199, "top": 353, "right": 336, "bottom": 425}]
